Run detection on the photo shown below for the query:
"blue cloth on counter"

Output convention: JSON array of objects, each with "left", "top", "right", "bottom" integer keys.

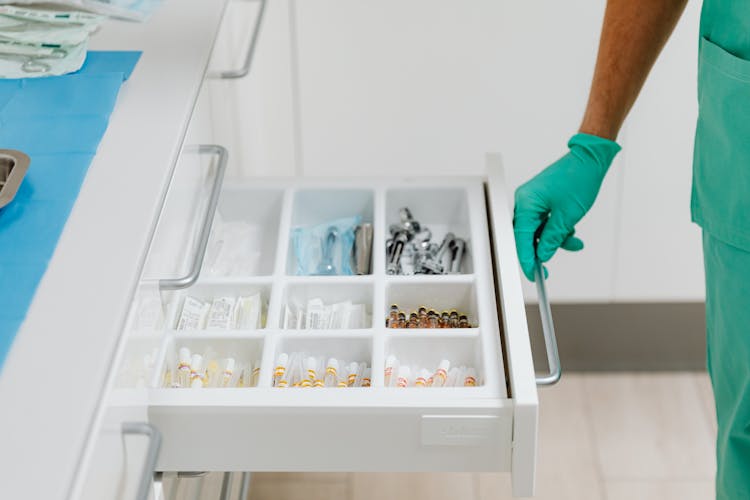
[{"left": 0, "top": 51, "right": 141, "bottom": 370}]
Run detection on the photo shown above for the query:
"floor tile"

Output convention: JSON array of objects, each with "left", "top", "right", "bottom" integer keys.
[
  {"left": 350, "top": 472, "right": 475, "bottom": 500},
  {"left": 604, "top": 479, "right": 714, "bottom": 500},
  {"left": 584, "top": 373, "right": 715, "bottom": 480},
  {"left": 251, "top": 472, "right": 349, "bottom": 483},
  {"left": 249, "top": 475, "right": 348, "bottom": 500},
  {"left": 480, "top": 374, "right": 604, "bottom": 500}
]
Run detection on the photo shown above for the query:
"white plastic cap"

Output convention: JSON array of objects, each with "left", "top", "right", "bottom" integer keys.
[
  {"left": 385, "top": 354, "right": 397, "bottom": 367},
  {"left": 179, "top": 347, "right": 191, "bottom": 364},
  {"left": 326, "top": 357, "right": 339, "bottom": 370},
  {"left": 277, "top": 352, "right": 289, "bottom": 366},
  {"left": 224, "top": 358, "right": 236, "bottom": 372},
  {"left": 438, "top": 359, "right": 450, "bottom": 371}
]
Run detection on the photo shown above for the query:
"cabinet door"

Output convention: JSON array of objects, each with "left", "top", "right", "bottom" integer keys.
[{"left": 205, "top": 0, "right": 298, "bottom": 178}]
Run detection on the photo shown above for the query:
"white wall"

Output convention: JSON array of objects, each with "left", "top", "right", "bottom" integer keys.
[{"left": 207, "top": 0, "right": 705, "bottom": 303}]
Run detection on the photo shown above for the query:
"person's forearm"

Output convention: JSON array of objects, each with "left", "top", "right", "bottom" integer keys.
[{"left": 580, "top": 0, "right": 688, "bottom": 140}]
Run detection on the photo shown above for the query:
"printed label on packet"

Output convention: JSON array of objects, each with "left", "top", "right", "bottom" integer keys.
[{"left": 176, "top": 296, "right": 209, "bottom": 330}]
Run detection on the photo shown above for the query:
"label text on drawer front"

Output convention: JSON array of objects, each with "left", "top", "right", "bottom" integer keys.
[{"left": 421, "top": 415, "right": 501, "bottom": 446}]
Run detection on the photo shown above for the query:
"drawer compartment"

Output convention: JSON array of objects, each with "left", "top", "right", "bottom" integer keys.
[{"left": 112, "top": 161, "right": 543, "bottom": 497}]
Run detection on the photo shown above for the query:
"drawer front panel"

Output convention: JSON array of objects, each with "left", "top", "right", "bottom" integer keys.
[{"left": 150, "top": 406, "right": 512, "bottom": 472}]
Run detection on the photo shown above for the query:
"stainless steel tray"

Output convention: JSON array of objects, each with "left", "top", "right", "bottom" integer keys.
[{"left": 0, "top": 149, "right": 30, "bottom": 209}]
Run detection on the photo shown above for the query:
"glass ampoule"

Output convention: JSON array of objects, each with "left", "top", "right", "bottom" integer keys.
[
  {"left": 396, "top": 366, "right": 411, "bottom": 388},
  {"left": 324, "top": 358, "right": 339, "bottom": 387},
  {"left": 432, "top": 359, "right": 450, "bottom": 387},
  {"left": 384, "top": 355, "right": 398, "bottom": 386},
  {"left": 274, "top": 353, "right": 289, "bottom": 387},
  {"left": 177, "top": 347, "right": 191, "bottom": 388},
  {"left": 220, "top": 358, "right": 236, "bottom": 388},
  {"left": 361, "top": 368, "right": 372, "bottom": 387}
]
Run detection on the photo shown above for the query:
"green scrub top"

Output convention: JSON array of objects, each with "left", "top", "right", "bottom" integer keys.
[{"left": 693, "top": 1, "right": 750, "bottom": 250}]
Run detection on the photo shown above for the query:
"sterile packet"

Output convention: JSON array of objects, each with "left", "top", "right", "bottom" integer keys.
[
  {"left": 234, "top": 293, "right": 262, "bottom": 329},
  {"left": 205, "top": 297, "right": 236, "bottom": 330},
  {"left": 0, "top": 0, "right": 162, "bottom": 22},
  {"left": 205, "top": 213, "right": 262, "bottom": 276},
  {"left": 291, "top": 216, "right": 361, "bottom": 276},
  {"left": 0, "top": 38, "right": 86, "bottom": 78},
  {"left": 176, "top": 296, "right": 209, "bottom": 330}
]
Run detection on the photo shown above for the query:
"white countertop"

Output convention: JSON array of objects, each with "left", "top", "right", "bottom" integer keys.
[{"left": 0, "top": 1, "right": 226, "bottom": 497}]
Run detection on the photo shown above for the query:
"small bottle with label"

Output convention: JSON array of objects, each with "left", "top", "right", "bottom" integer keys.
[
  {"left": 396, "top": 366, "right": 411, "bottom": 388},
  {"left": 432, "top": 360, "right": 450, "bottom": 387}
]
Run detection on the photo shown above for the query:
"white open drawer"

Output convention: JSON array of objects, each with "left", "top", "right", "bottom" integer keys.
[{"left": 108, "top": 150, "right": 555, "bottom": 498}]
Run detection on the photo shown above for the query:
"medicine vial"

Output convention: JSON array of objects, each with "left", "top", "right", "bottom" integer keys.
[
  {"left": 177, "top": 347, "right": 191, "bottom": 388},
  {"left": 190, "top": 354, "right": 205, "bottom": 389},
  {"left": 325, "top": 358, "right": 339, "bottom": 387},
  {"left": 415, "top": 369, "right": 431, "bottom": 387},
  {"left": 388, "top": 305, "right": 399, "bottom": 328},
  {"left": 347, "top": 362, "right": 359, "bottom": 387},
  {"left": 450, "top": 310, "right": 460, "bottom": 328},
  {"left": 384, "top": 355, "right": 398, "bottom": 387},
  {"left": 306, "top": 357, "right": 318, "bottom": 381},
  {"left": 221, "top": 358, "right": 235, "bottom": 388},
  {"left": 396, "top": 366, "right": 411, "bottom": 388},
  {"left": 418, "top": 306, "right": 429, "bottom": 328},
  {"left": 361, "top": 368, "right": 372, "bottom": 387},
  {"left": 274, "top": 353, "right": 289, "bottom": 387},
  {"left": 464, "top": 368, "right": 477, "bottom": 387},
  {"left": 433, "top": 360, "right": 450, "bottom": 387}
]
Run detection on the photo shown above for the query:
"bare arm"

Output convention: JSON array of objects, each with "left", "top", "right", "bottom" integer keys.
[{"left": 580, "top": 0, "right": 689, "bottom": 140}]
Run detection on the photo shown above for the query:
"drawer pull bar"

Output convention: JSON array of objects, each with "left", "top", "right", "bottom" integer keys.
[
  {"left": 534, "top": 258, "right": 561, "bottom": 386},
  {"left": 209, "top": 0, "right": 267, "bottom": 79},
  {"left": 159, "top": 144, "right": 228, "bottom": 291},
  {"left": 122, "top": 422, "right": 162, "bottom": 500}
]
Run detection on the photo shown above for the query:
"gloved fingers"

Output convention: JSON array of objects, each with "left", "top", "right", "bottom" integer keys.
[
  {"left": 536, "top": 211, "right": 573, "bottom": 262},
  {"left": 560, "top": 231, "right": 584, "bottom": 252},
  {"left": 513, "top": 209, "right": 545, "bottom": 282}
]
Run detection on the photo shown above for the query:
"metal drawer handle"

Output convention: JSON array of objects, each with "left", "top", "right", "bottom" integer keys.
[
  {"left": 209, "top": 0, "right": 267, "bottom": 79},
  {"left": 122, "top": 422, "right": 162, "bottom": 500},
  {"left": 159, "top": 144, "right": 228, "bottom": 291},
  {"left": 534, "top": 258, "right": 561, "bottom": 385}
]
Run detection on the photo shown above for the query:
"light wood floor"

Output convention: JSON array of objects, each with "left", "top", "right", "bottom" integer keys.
[{"left": 169, "top": 373, "right": 718, "bottom": 500}]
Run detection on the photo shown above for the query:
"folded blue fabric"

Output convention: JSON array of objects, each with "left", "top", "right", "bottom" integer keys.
[{"left": 0, "top": 51, "right": 141, "bottom": 370}]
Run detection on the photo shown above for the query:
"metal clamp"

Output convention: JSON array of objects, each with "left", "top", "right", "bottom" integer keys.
[
  {"left": 0, "top": 149, "right": 30, "bottom": 209},
  {"left": 209, "top": 0, "right": 267, "bottom": 79},
  {"left": 533, "top": 259, "right": 561, "bottom": 386},
  {"left": 122, "top": 422, "right": 162, "bottom": 500},
  {"left": 159, "top": 145, "right": 228, "bottom": 291}
]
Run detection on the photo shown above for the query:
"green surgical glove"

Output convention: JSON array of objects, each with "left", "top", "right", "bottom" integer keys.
[{"left": 513, "top": 133, "right": 621, "bottom": 281}]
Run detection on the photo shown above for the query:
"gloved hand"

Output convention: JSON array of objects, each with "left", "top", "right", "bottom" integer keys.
[{"left": 513, "top": 133, "right": 621, "bottom": 281}]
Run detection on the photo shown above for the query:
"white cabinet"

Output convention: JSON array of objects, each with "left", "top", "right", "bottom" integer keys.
[
  {"left": 79, "top": 148, "right": 551, "bottom": 497},
  {"left": 204, "top": 0, "right": 298, "bottom": 178}
]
